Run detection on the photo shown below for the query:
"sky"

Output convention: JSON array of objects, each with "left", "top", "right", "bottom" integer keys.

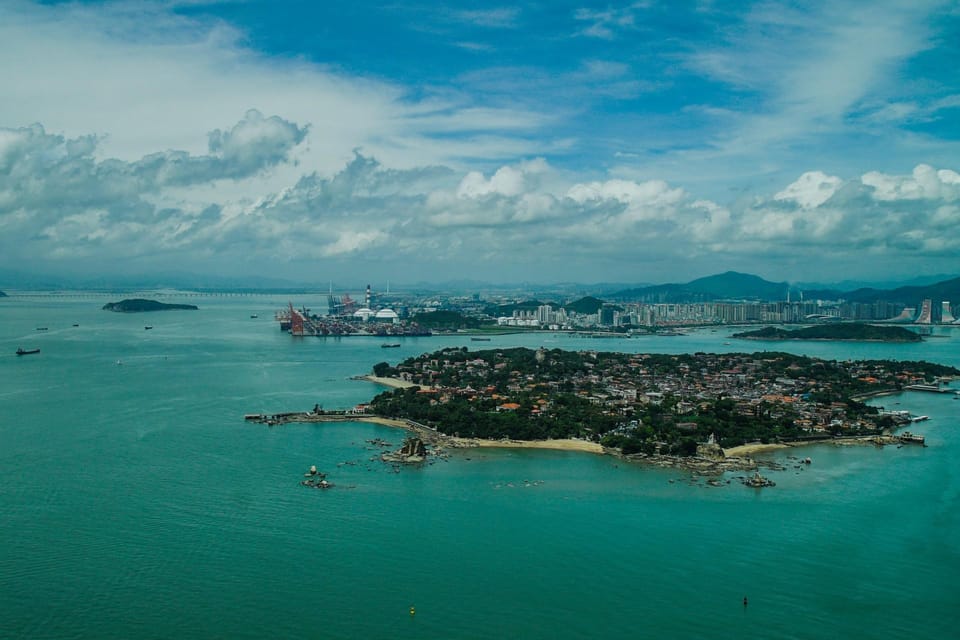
[{"left": 1, "top": 0, "right": 958, "bottom": 287}]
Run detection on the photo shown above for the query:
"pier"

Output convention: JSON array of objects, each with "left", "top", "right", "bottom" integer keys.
[{"left": 903, "top": 384, "right": 952, "bottom": 394}]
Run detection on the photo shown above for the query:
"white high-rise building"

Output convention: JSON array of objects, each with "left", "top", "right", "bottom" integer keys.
[
  {"left": 537, "top": 304, "right": 553, "bottom": 324},
  {"left": 942, "top": 301, "right": 956, "bottom": 324}
]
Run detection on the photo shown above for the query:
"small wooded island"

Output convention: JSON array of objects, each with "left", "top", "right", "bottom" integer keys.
[
  {"left": 366, "top": 347, "right": 956, "bottom": 452},
  {"left": 732, "top": 323, "right": 921, "bottom": 342},
  {"left": 102, "top": 298, "right": 198, "bottom": 312}
]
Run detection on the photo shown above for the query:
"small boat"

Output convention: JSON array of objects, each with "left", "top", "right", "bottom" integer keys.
[
  {"left": 72, "top": 323, "right": 79, "bottom": 327},
  {"left": 144, "top": 326, "right": 153, "bottom": 330},
  {"left": 250, "top": 314, "right": 258, "bottom": 319},
  {"left": 36, "top": 327, "right": 48, "bottom": 331},
  {"left": 381, "top": 343, "right": 401, "bottom": 348},
  {"left": 16, "top": 347, "right": 40, "bottom": 356},
  {"left": 899, "top": 432, "right": 926, "bottom": 445},
  {"left": 471, "top": 337, "right": 491, "bottom": 341}
]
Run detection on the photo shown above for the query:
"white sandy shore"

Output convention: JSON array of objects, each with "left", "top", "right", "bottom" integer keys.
[
  {"left": 723, "top": 443, "right": 791, "bottom": 457},
  {"left": 359, "top": 375, "right": 424, "bottom": 390},
  {"left": 342, "top": 416, "right": 605, "bottom": 454},
  {"left": 447, "top": 437, "right": 605, "bottom": 454}
]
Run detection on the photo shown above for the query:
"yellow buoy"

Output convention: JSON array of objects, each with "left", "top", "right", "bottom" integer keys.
[{"left": 409, "top": 606, "right": 416, "bottom": 616}]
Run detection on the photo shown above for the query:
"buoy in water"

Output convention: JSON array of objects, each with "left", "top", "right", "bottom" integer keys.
[
  {"left": 743, "top": 596, "right": 748, "bottom": 607},
  {"left": 409, "top": 606, "right": 416, "bottom": 616}
]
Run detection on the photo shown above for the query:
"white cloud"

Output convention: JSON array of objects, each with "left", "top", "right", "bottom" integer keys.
[
  {"left": 452, "top": 8, "right": 520, "bottom": 28},
  {"left": 574, "top": 6, "right": 641, "bottom": 39},
  {"left": 322, "top": 230, "right": 389, "bottom": 257},
  {"left": 0, "top": 0, "right": 549, "bottom": 179},
  {"left": 861, "top": 164, "right": 960, "bottom": 201},
  {"left": 456, "top": 161, "right": 547, "bottom": 199},
  {"left": 2, "top": 112, "right": 959, "bottom": 280},
  {"left": 774, "top": 171, "right": 843, "bottom": 208},
  {"left": 566, "top": 179, "right": 685, "bottom": 210}
]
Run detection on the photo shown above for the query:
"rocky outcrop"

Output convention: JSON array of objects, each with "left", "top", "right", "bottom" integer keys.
[{"left": 382, "top": 437, "right": 428, "bottom": 463}]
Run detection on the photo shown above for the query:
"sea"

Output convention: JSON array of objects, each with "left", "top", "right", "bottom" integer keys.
[{"left": 2, "top": 293, "right": 959, "bottom": 639}]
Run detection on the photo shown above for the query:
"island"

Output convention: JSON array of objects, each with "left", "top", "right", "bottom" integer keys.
[
  {"left": 247, "top": 347, "right": 956, "bottom": 479},
  {"left": 732, "top": 323, "right": 921, "bottom": 342},
  {"left": 362, "top": 347, "right": 954, "bottom": 454},
  {"left": 102, "top": 298, "right": 199, "bottom": 312}
]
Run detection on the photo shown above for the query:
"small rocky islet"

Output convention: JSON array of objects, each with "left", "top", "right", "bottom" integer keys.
[
  {"left": 102, "top": 298, "right": 198, "bottom": 312},
  {"left": 732, "top": 323, "right": 922, "bottom": 342}
]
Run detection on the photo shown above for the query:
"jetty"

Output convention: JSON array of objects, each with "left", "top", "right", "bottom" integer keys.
[{"left": 904, "top": 384, "right": 952, "bottom": 394}]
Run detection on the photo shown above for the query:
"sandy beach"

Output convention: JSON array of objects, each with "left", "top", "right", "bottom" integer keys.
[
  {"left": 353, "top": 416, "right": 412, "bottom": 428},
  {"left": 723, "top": 443, "right": 791, "bottom": 457},
  {"left": 359, "top": 375, "right": 424, "bottom": 390},
  {"left": 353, "top": 416, "right": 605, "bottom": 454},
  {"left": 447, "top": 437, "right": 605, "bottom": 453}
]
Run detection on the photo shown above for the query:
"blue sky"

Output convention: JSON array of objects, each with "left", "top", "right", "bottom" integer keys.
[{"left": 1, "top": 0, "right": 958, "bottom": 286}]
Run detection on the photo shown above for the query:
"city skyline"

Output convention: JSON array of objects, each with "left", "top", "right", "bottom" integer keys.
[{"left": 1, "top": 0, "right": 958, "bottom": 285}]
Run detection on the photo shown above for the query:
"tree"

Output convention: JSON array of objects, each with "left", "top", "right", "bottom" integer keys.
[{"left": 372, "top": 361, "right": 396, "bottom": 377}]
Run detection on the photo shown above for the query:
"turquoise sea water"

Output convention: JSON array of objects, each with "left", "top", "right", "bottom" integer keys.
[{"left": 2, "top": 294, "right": 959, "bottom": 639}]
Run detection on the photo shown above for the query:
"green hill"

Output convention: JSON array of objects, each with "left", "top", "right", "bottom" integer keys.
[
  {"left": 842, "top": 275, "right": 960, "bottom": 307},
  {"left": 732, "top": 323, "right": 921, "bottom": 342},
  {"left": 563, "top": 296, "right": 607, "bottom": 314},
  {"left": 612, "top": 271, "right": 791, "bottom": 302},
  {"left": 102, "top": 299, "right": 198, "bottom": 312}
]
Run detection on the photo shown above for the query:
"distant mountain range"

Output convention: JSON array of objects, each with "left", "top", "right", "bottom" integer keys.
[
  {"left": 609, "top": 271, "right": 960, "bottom": 306},
  {"left": 610, "top": 272, "right": 793, "bottom": 302},
  {"left": 840, "top": 277, "right": 960, "bottom": 305},
  {"left": 1, "top": 267, "right": 958, "bottom": 306}
]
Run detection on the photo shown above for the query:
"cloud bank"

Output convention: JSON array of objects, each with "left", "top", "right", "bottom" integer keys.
[{"left": 2, "top": 112, "right": 957, "bottom": 282}]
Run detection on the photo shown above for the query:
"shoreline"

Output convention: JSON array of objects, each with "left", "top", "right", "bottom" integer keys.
[
  {"left": 342, "top": 416, "right": 605, "bottom": 454},
  {"left": 356, "top": 375, "right": 423, "bottom": 390},
  {"left": 247, "top": 411, "right": 607, "bottom": 454},
  {"left": 248, "top": 412, "right": 907, "bottom": 472},
  {"left": 724, "top": 435, "right": 900, "bottom": 457},
  {"left": 445, "top": 436, "right": 605, "bottom": 454}
]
